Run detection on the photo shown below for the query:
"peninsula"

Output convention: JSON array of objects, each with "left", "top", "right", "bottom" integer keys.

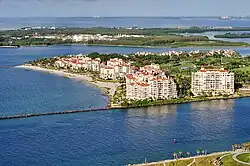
[
  {"left": 18, "top": 49, "right": 250, "bottom": 109},
  {"left": 1, "top": 27, "right": 250, "bottom": 47},
  {"left": 128, "top": 142, "right": 250, "bottom": 166}
]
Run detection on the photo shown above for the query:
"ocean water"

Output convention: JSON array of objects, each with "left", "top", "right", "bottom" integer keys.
[
  {"left": 1, "top": 17, "right": 250, "bottom": 29},
  {"left": 1, "top": 44, "right": 250, "bottom": 116},
  {"left": 0, "top": 99, "right": 250, "bottom": 166},
  {"left": 0, "top": 45, "right": 250, "bottom": 166},
  {"left": 0, "top": 46, "right": 111, "bottom": 116}
]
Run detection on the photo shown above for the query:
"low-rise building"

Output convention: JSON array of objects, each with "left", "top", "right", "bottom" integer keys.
[{"left": 191, "top": 67, "right": 235, "bottom": 96}]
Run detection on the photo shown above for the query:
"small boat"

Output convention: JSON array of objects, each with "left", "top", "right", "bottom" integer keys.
[{"left": 173, "top": 139, "right": 177, "bottom": 144}]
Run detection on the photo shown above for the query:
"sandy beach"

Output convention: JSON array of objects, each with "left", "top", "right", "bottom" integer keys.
[{"left": 15, "top": 65, "right": 121, "bottom": 98}]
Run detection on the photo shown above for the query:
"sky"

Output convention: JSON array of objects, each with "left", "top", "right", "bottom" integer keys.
[{"left": 0, "top": 0, "right": 250, "bottom": 17}]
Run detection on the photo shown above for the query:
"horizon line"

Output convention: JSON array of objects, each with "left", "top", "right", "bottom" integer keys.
[{"left": 0, "top": 16, "right": 249, "bottom": 18}]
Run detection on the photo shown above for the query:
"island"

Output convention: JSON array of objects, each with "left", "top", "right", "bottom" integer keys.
[
  {"left": 1, "top": 27, "right": 250, "bottom": 47},
  {"left": 215, "top": 32, "right": 250, "bottom": 38},
  {"left": 17, "top": 49, "right": 250, "bottom": 110}
]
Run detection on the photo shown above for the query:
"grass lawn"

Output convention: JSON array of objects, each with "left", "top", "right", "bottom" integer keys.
[
  {"left": 192, "top": 155, "right": 222, "bottom": 166},
  {"left": 145, "top": 159, "right": 193, "bottom": 166},
  {"left": 221, "top": 154, "right": 238, "bottom": 166},
  {"left": 221, "top": 153, "right": 250, "bottom": 166},
  {"left": 236, "top": 153, "right": 250, "bottom": 163},
  {"left": 145, "top": 155, "right": 223, "bottom": 166}
]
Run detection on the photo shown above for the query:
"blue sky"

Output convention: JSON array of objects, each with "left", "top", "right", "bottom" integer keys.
[{"left": 0, "top": 0, "right": 250, "bottom": 17}]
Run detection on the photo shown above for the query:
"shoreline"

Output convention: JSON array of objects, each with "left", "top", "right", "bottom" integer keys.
[
  {"left": 128, "top": 151, "right": 232, "bottom": 166},
  {"left": 0, "top": 88, "right": 249, "bottom": 121},
  {"left": 1, "top": 41, "right": 250, "bottom": 49},
  {"left": 14, "top": 64, "right": 250, "bottom": 112},
  {"left": 85, "top": 42, "right": 250, "bottom": 48},
  {"left": 15, "top": 65, "right": 121, "bottom": 104}
]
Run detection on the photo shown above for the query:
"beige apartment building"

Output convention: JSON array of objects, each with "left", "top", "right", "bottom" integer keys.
[
  {"left": 191, "top": 67, "right": 235, "bottom": 96},
  {"left": 54, "top": 56, "right": 101, "bottom": 71},
  {"left": 125, "top": 65, "right": 177, "bottom": 100},
  {"left": 100, "top": 58, "right": 131, "bottom": 80}
]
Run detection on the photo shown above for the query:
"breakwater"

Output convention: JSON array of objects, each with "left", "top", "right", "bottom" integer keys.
[
  {"left": 0, "top": 66, "right": 16, "bottom": 68},
  {"left": 0, "top": 108, "right": 110, "bottom": 120},
  {"left": 1, "top": 95, "right": 250, "bottom": 121}
]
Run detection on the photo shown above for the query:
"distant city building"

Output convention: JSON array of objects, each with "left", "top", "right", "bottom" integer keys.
[
  {"left": 126, "top": 64, "right": 177, "bottom": 100},
  {"left": 206, "top": 49, "right": 237, "bottom": 57},
  {"left": 191, "top": 67, "right": 234, "bottom": 96}
]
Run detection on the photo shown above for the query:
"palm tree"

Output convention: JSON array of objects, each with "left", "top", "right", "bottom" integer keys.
[
  {"left": 232, "top": 144, "right": 235, "bottom": 151},
  {"left": 173, "top": 152, "right": 178, "bottom": 160},
  {"left": 196, "top": 149, "right": 201, "bottom": 156},
  {"left": 178, "top": 151, "right": 183, "bottom": 158}
]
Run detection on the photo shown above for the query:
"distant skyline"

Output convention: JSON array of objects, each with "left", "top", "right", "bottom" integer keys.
[{"left": 0, "top": 0, "right": 250, "bottom": 17}]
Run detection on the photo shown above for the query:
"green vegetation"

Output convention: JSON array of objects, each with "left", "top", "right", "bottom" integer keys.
[
  {"left": 112, "top": 84, "right": 126, "bottom": 107},
  {"left": 145, "top": 159, "right": 193, "bottom": 166},
  {"left": 141, "top": 152, "right": 250, "bottom": 166},
  {"left": 236, "top": 153, "right": 250, "bottom": 163},
  {"left": 142, "top": 154, "right": 223, "bottom": 166},
  {"left": 215, "top": 32, "right": 250, "bottom": 38},
  {"left": 135, "top": 141, "right": 250, "bottom": 166},
  {"left": 221, "top": 154, "right": 238, "bottom": 166},
  {"left": 86, "top": 37, "right": 249, "bottom": 47},
  {"left": 30, "top": 50, "right": 250, "bottom": 90},
  {"left": 0, "top": 38, "right": 73, "bottom": 47},
  {"left": 3, "top": 27, "right": 250, "bottom": 36},
  {"left": 194, "top": 154, "right": 223, "bottom": 166},
  {"left": 221, "top": 154, "right": 250, "bottom": 166},
  {"left": 120, "top": 96, "right": 247, "bottom": 108},
  {"left": 28, "top": 50, "right": 250, "bottom": 107},
  {"left": 1, "top": 27, "right": 250, "bottom": 47}
]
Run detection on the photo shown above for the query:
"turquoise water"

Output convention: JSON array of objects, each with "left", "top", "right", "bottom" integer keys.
[{"left": 1, "top": 45, "right": 250, "bottom": 165}]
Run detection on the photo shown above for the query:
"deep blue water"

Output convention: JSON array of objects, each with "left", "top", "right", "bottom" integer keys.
[
  {"left": 0, "top": 45, "right": 250, "bottom": 165},
  {"left": 0, "top": 99, "right": 250, "bottom": 166},
  {"left": 1, "top": 17, "right": 250, "bottom": 29}
]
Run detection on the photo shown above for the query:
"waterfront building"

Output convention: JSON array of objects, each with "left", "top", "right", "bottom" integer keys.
[
  {"left": 126, "top": 64, "right": 177, "bottom": 100},
  {"left": 206, "top": 49, "right": 237, "bottom": 57},
  {"left": 54, "top": 55, "right": 101, "bottom": 71},
  {"left": 191, "top": 67, "right": 235, "bottom": 96},
  {"left": 100, "top": 58, "right": 131, "bottom": 80}
]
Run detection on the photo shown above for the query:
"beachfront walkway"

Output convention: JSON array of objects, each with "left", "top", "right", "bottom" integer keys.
[{"left": 232, "top": 152, "right": 250, "bottom": 165}]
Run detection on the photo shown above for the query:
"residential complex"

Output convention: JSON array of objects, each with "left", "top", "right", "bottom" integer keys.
[
  {"left": 54, "top": 56, "right": 131, "bottom": 80},
  {"left": 54, "top": 55, "right": 101, "bottom": 71},
  {"left": 133, "top": 49, "right": 237, "bottom": 57},
  {"left": 100, "top": 58, "right": 132, "bottom": 80},
  {"left": 206, "top": 49, "right": 237, "bottom": 57},
  {"left": 31, "top": 34, "right": 145, "bottom": 42},
  {"left": 125, "top": 64, "right": 177, "bottom": 100},
  {"left": 191, "top": 67, "right": 235, "bottom": 96}
]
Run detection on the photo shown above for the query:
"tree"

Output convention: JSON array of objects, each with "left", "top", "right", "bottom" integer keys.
[
  {"left": 173, "top": 152, "right": 178, "bottom": 160},
  {"left": 196, "top": 149, "right": 201, "bottom": 156},
  {"left": 178, "top": 151, "right": 183, "bottom": 158}
]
